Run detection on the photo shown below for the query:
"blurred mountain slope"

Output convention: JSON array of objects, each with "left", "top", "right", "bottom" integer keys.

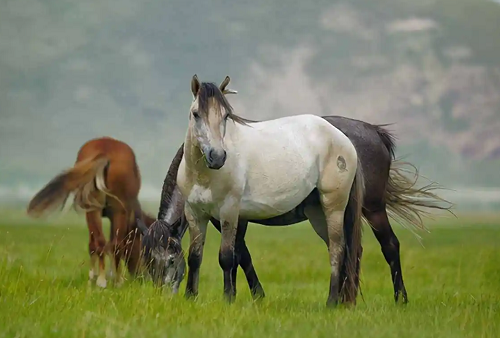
[{"left": 0, "top": 0, "right": 499, "bottom": 205}]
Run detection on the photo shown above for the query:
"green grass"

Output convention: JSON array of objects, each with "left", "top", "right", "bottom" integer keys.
[{"left": 0, "top": 210, "right": 499, "bottom": 338}]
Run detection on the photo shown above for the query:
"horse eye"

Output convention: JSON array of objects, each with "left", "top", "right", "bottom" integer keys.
[
  {"left": 192, "top": 111, "right": 200, "bottom": 120},
  {"left": 224, "top": 114, "right": 229, "bottom": 121}
]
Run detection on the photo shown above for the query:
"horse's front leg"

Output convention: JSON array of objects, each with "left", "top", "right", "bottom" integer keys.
[
  {"left": 218, "top": 198, "right": 240, "bottom": 303},
  {"left": 184, "top": 204, "right": 209, "bottom": 299}
]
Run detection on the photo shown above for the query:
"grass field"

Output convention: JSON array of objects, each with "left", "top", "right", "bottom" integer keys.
[{"left": 0, "top": 209, "right": 499, "bottom": 338}]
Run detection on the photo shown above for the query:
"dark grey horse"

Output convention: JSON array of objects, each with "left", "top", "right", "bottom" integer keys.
[{"left": 138, "top": 115, "right": 452, "bottom": 304}]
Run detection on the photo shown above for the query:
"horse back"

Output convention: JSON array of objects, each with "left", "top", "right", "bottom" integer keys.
[{"left": 77, "top": 137, "right": 141, "bottom": 207}]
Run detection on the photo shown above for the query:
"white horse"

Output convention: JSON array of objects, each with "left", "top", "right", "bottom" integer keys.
[{"left": 175, "top": 75, "right": 365, "bottom": 306}]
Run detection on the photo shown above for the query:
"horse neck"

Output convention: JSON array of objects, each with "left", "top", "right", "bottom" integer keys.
[
  {"left": 142, "top": 211, "right": 156, "bottom": 227},
  {"left": 158, "top": 185, "right": 185, "bottom": 225},
  {"left": 131, "top": 199, "right": 156, "bottom": 227}
]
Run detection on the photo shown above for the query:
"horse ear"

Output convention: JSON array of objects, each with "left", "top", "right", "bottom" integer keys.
[
  {"left": 219, "top": 76, "right": 230, "bottom": 91},
  {"left": 136, "top": 217, "right": 149, "bottom": 237},
  {"left": 191, "top": 74, "right": 200, "bottom": 97},
  {"left": 219, "top": 75, "right": 238, "bottom": 95}
]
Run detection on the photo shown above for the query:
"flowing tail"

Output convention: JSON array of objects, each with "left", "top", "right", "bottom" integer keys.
[
  {"left": 374, "top": 125, "right": 454, "bottom": 232},
  {"left": 385, "top": 160, "right": 454, "bottom": 233},
  {"left": 27, "top": 153, "right": 119, "bottom": 217},
  {"left": 340, "top": 159, "right": 365, "bottom": 304}
]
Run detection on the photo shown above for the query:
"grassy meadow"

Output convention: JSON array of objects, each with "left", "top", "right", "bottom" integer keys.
[{"left": 0, "top": 209, "right": 499, "bottom": 338}]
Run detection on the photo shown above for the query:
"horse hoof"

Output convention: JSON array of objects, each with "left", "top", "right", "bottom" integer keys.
[
  {"left": 251, "top": 287, "right": 265, "bottom": 301},
  {"left": 395, "top": 292, "right": 409, "bottom": 305},
  {"left": 96, "top": 277, "right": 107, "bottom": 288},
  {"left": 185, "top": 291, "right": 197, "bottom": 300},
  {"left": 224, "top": 293, "right": 236, "bottom": 304}
]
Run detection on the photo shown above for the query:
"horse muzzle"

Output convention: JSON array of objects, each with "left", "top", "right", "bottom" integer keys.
[{"left": 204, "top": 148, "right": 227, "bottom": 170}]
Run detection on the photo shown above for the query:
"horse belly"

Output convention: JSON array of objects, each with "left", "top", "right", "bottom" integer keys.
[
  {"left": 238, "top": 171, "right": 317, "bottom": 219},
  {"left": 238, "top": 193, "right": 311, "bottom": 219}
]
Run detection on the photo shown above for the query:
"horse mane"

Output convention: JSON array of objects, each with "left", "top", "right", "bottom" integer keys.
[
  {"left": 198, "top": 82, "right": 257, "bottom": 126},
  {"left": 157, "top": 144, "right": 184, "bottom": 220},
  {"left": 144, "top": 143, "right": 187, "bottom": 255},
  {"left": 141, "top": 219, "right": 172, "bottom": 263}
]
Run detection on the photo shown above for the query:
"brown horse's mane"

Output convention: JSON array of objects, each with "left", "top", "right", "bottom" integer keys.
[{"left": 197, "top": 82, "right": 257, "bottom": 126}]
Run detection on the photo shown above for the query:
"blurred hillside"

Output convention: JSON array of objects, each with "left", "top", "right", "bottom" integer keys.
[{"left": 1, "top": 0, "right": 500, "bottom": 210}]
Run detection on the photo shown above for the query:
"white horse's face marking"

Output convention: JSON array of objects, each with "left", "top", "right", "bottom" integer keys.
[{"left": 189, "top": 98, "right": 228, "bottom": 170}]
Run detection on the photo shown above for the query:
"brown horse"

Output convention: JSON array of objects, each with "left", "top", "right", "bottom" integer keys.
[{"left": 27, "top": 137, "right": 156, "bottom": 288}]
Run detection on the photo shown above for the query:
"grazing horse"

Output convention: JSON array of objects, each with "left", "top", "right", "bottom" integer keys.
[
  {"left": 27, "top": 137, "right": 156, "bottom": 288},
  {"left": 171, "top": 75, "right": 365, "bottom": 306},
  {"left": 137, "top": 78, "right": 452, "bottom": 304}
]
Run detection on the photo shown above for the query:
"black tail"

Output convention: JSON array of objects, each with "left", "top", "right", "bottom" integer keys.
[
  {"left": 375, "top": 125, "right": 454, "bottom": 231},
  {"left": 386, "top": 161, "right": 455, "bottom": 232},
  {"left": 339, "top": 159, "right": 365, "bottom": 304}
]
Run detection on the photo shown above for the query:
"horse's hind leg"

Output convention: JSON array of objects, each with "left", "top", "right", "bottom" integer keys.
[
  {"left": 109, "top": 209, "right": 128, "bottom": 287},
  {"left": 86, "top": 210, "right": 107, "bottom": 288},
  {"left": 304, "top": 204, "right": 345, "bottom": 307},
  {"left": 231, "top": 220, "right": 265, "bottom": 300},
  {"left": 88, "top": 229, "right": 98, "bottom": 282},
  {"left": 88, "top": 253, "right": 98, "bottom": 283},
  {"left": 238, "top": 239, "right": 265, "bottom": 299},
  {"left": 364, "top": 207, "right": 408, "bottom": 303},
  {"left": 125, "top": 228, "right": 142, "bottom": 277}
]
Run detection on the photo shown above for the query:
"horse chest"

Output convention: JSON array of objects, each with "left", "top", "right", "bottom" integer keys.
[
  {"left": 186, "top": 184, "right": 219, "bottom": 214},
  {"left": 187, "top": 184, "right": 214, "bottom": 204}
]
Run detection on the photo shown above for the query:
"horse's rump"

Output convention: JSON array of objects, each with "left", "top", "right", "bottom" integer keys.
[{"left": 27, "top": 153, "right": 117, "bottom": 217}]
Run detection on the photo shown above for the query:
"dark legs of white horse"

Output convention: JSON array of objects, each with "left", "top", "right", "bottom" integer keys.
[
  {"left": 184, "top": 209, "right": 209, "bottom": 299},
  {"left": 304, "top": 205, "right": 345, "bottom": 307},
  {"left": 218, "top": 208, "right": 239, "bottom": 302},
  {"left": 219, "top": 238, "right": 236, "bottom": 302}
]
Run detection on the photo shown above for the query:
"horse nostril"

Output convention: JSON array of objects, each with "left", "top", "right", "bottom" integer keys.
[
  {"left": 208, "top": 149, "right": 214, "bottom": 162},
  {"left": 222, "top": 151, "right": 227, "bottom": 162}
]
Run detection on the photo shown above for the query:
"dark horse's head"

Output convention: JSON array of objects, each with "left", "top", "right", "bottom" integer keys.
[{"left": 136, "top": 217, "right": 186, "bottom": 293}]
